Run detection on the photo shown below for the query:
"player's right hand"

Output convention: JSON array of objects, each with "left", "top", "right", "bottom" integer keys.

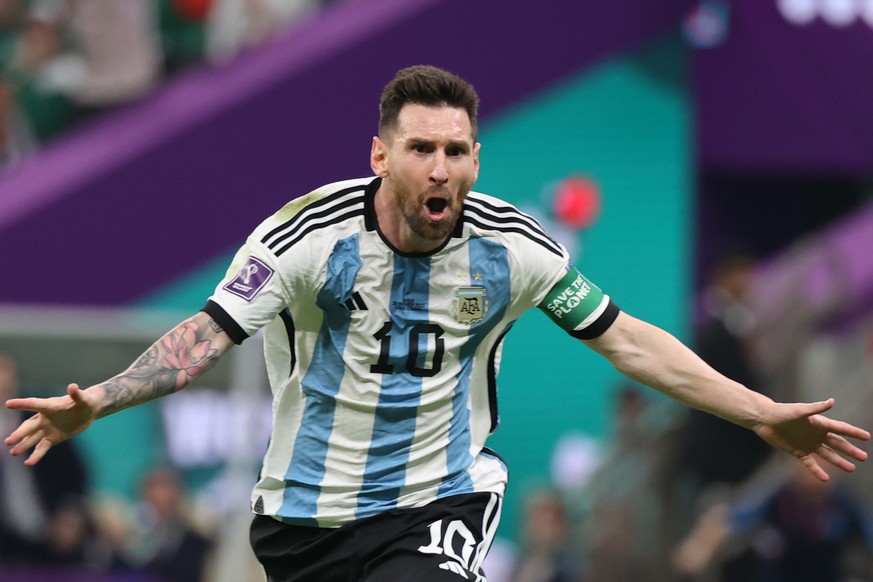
[{"left": 4, "top": 383, "right": 102, "bottom": 465}]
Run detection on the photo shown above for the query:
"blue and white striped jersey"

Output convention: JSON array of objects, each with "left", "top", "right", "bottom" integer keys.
[{"left": 204, "top": 177, "right": 615, "bottom": 527}]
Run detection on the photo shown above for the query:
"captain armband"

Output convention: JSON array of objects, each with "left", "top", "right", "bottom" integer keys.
[{"left": 538, "top": 267, "right": 620, "bottom": 339}]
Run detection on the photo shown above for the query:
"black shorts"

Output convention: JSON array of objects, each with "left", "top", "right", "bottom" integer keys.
[{"left": 249, "top": 492, "right": 502, "bottom": 581}]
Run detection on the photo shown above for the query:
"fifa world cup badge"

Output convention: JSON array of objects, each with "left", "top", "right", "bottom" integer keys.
[{"left": 453, "top": 286, "right": 488, "bottom": 325}]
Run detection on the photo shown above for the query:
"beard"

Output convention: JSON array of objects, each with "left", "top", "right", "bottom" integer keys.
[{"left": 394, "top": 179, "right": 471, "bottom": 242}]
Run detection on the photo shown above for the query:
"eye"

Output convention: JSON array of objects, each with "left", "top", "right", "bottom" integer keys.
[{"left": 411, "top": 143, "right": 432, "bottom": 154}]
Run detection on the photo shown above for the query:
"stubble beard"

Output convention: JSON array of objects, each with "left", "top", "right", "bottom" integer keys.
[{"left": 395, "top": 180, "right": 469, "bottom": 242}]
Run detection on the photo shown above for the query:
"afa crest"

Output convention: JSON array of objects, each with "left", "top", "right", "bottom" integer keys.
[{"left": 453, "top": 286, "right": 488, "bottom": 325}]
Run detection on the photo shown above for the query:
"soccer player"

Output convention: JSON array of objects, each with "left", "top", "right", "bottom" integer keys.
[{"left": 5, "top": 65, "right": 870, "bottom": 582}]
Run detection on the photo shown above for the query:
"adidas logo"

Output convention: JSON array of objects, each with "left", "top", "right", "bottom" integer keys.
[{"left": 344, "top": 292, "right": 368, "bottom": 311}]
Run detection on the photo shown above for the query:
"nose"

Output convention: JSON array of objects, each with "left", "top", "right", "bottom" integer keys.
[{"left": 429, "top": 152, "right": 449, "bottom": 184}]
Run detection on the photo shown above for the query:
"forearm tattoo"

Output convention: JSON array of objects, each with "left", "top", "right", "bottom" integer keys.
[
  {"left": 98, "top": 316, "right": 223, "bottom": 416},
  {"left": 208, "top": 318, "right": 224, "bottom": 334}
]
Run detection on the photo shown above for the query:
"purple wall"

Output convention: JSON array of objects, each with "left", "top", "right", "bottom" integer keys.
[{"left": 694, "top": 0, "right": 873, "bottom": 174}]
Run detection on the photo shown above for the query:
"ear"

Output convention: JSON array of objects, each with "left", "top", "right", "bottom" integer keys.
[
  {"left": 472, "top": 142, "right": 481, "bottom": 182},
  {"left": 370, "top": 136, "right": 389, "bottom": 177}
]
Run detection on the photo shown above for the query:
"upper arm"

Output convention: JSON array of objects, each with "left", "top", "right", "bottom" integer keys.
[{"left": 537, "top": 267, "right": 620, "bottom": 340}]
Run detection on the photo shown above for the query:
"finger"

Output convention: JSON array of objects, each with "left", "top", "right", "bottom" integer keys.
[
  {"left": 811, "top": 415, "right": 871, "bottom": 441},
  {"left": 5, "top": 397, "right": 48, "bottom": 412},
  {"left": 815, "top": 444, "right": 857, "bottom": 473},
  {"left": 795, "top": 398, "right": 835, "bottom": 418},
  {"left": 25, "top": 438, "right": 53, "bottom": 466},
  {"left": 5, "top": 430, "right": 20, "bottom": 447},
  {"left": 67, "top": 383, "right": 83, "bottom": 401},
  {"left": 824, "top": 433, "right": 869, "bottom": 462},
  {"left": 9, "top": 429, "right": 45, "bottom": 457},
  {"left": 799, "top": 454, "right": 829, "bottom": 482},
  {"left": 4, "top": 414, "right": 41, "bottom": 447}
]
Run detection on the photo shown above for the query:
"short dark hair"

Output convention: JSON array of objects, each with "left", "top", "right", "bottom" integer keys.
[{"left": 379, "top": 65, "right": 480, "bottom": 140}]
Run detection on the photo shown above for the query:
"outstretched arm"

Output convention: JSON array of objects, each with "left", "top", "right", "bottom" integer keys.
[
  {"left": 584, "top": 311, "right": 870, "bottom": 480},
  {"left": 5, "top": 311, "right": 234, "bottom": 465}
]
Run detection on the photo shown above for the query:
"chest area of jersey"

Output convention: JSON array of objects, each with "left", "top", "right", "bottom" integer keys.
[{"left": 318, "top": 235, "right": 512, "bottom": 335}]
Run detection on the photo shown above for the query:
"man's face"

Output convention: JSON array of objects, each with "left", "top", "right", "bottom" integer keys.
[{"left": 373, "top": 104, "right": 480, "bottom": 246}]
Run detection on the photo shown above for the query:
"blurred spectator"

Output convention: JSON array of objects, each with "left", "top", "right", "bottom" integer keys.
[
  {"left": 679, "top": 254, "right": 773, "bottom": 489},
  {"left": 205, "top": 0, "right": 317, "bottom": 63},
  {"left": 481, "top": 536, "right": 517, "bottom": 582},
  {"left": 65, "top": 0, "right": 163, "bottom": 127},
  {"left": 673, "top": 460, "right": 873, "bottom": 582},
  {"left": 41, "top": 496, "right": 115, "bottom": 570},
  {"left": 0, "top": 351, "right": 94, "bottom": 569},
  {"left": 510, "top": 488, "right": 584, "bottom": 582},
  {"left": 665, "top": 254, "right": 777, "bottom": 580},
  {"left": 576, "top": 384, "right": 683, "bottom": 582},
  {"left": 5, "top": 0, "right": 82, "bottom": 142},
  {"left": 0, "top": 0, "right": 24, "bottom": 67},
  {"left": 158, "top": 0, "right": 209, "bottom": 75},
  {"left": 114, "top": 465, "right": 215, "bottom": 582},
  {"left": 3, "top": 0, "right": 162, "bottom": 139},
  {"left": 0, "top": 70, "right": 38, "bottom": 170},
  {"left": 1, "top": 0, "right": 340, "bottom": 170}
]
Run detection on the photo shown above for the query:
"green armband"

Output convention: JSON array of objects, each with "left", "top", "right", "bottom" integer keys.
[{"left": 539, "top": 268, "right": 607, "bottom": 332}]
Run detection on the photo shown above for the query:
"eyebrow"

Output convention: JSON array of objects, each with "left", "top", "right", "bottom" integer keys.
[{"left": 407, "top": 137, "right": 471, "bottom": 151}]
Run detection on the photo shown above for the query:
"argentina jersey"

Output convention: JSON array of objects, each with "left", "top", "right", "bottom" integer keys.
[{"left": 204, "top": 177, "right": 580, "bottom": 527}]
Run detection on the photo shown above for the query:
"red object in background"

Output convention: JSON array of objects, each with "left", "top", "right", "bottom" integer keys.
[
  {"left": 553, "top": 175, "right": 601, "bottom": 229},
  {"left": 174, "top": 0, "right": 212, "bottom": 21}
]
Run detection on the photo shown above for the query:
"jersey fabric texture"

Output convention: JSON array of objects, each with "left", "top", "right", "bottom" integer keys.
[{"left": 203, "top": 176, "right": 618, "bottom": 528}]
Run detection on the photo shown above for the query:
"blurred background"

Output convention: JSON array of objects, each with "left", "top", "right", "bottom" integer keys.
[{"left": 1, "top": 0, "right": 873, "bottom": 580}]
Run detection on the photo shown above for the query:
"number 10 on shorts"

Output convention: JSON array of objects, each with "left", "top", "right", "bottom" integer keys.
[{"left": 418, "top": 518, "right": 479, "bottom": 578}]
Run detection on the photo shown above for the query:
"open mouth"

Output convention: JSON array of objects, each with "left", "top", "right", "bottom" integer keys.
[{"left": 425, "top": 197, "right": 449, "bottom": 219}]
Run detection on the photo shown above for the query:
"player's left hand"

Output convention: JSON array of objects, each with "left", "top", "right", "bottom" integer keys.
[{"left": 752, "top": 398, "right": 870, "bottom": 481}]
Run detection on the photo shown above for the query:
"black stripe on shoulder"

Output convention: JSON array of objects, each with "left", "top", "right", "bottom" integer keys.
[
  {"left": 466, "top": 195, "right": 531, "bottom": 217},
  {"left": 464, "top": 197, "right": 564, "bottom": 257},
  {"left": 273, "top": 208, "right": 364, "bottom": 256},
  {"left": 202, "top": 300, "right": 248, "bottom": 345},
  {"left": 465, "top": 196, "right": 547, "bottom": 233},
  {"left": 261, "top": 184, "right": 367, "bottom": 248},
  {"left": 464, "top": 213, "right": 565, "bottom": 258},
  {"left": 266, "top": 195, "right": 363, "bottom": 254},
  {"left": 569, "top": 300, "right": 621, "bottom": 340}
]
